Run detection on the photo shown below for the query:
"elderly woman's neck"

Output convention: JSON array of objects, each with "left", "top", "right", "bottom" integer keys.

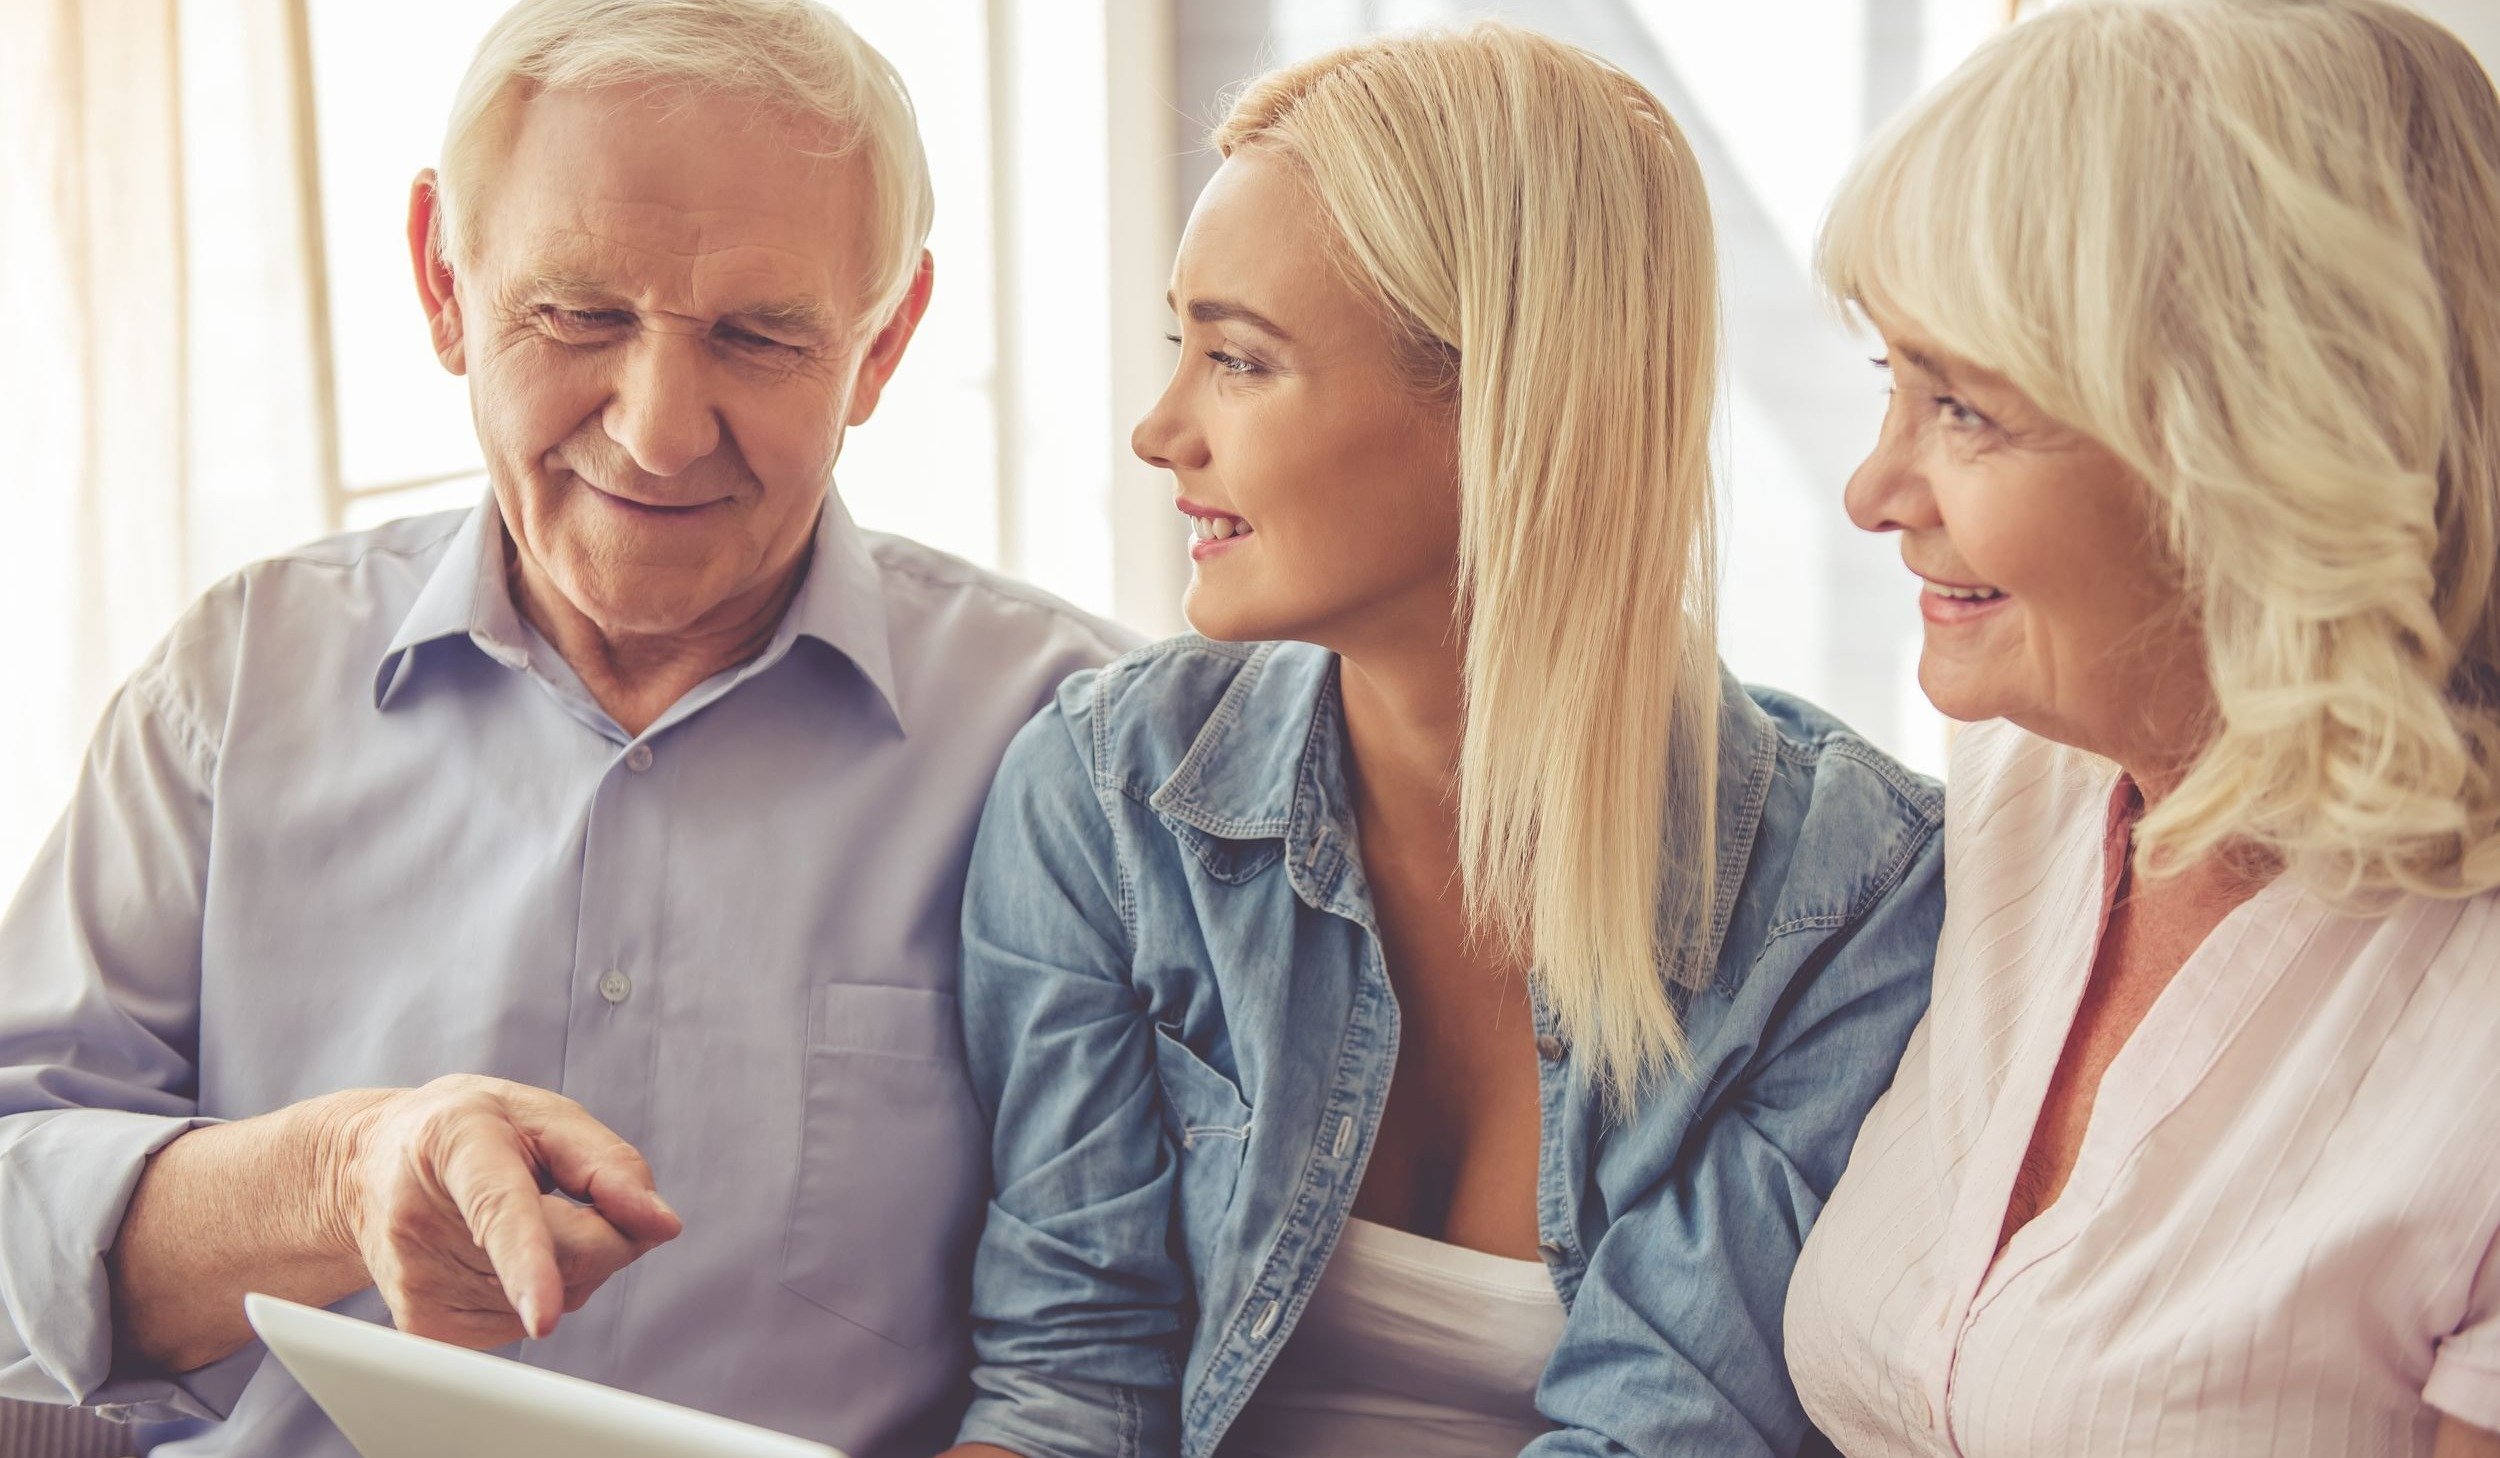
[{"left": 507, "top": 550, "right": 808, "bottom": 739}]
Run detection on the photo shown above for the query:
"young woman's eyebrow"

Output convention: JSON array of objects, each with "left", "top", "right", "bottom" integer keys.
[{"left": 1168, "top": 292, "right": 1295, "bottom": 342}]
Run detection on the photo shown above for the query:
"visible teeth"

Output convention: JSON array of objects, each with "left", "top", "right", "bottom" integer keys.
[
  {"left": 1190, "top": 515, "right": 1249, "bottom": 542},
  {"left": 1925, "top": 582, "right": 2003, "bottom": 600}
]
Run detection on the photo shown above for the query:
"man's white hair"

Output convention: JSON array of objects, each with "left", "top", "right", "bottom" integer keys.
[{"left": 435, "top": 0, "right": 934, "bottom": 324}]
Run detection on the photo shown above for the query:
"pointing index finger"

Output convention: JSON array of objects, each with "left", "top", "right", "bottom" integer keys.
[{"left": 437, "top": 1121, "right": 565, "bottom": 1338}]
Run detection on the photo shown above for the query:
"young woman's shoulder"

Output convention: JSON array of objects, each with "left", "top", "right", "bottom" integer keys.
[
  {"left": 1737, "top": 682, "right": 1946, "bottom": 926},
  {"left": 993, "top": 635, "right": 1320, "bottom": 809}
]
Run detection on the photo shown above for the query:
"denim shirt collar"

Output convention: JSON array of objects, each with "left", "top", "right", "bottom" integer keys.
[
  {"left": 373, "top": 490, "right": 904, "bottom": 727},
  {"left": 1145, "top": 641, "right": 1780, "bottom": 974}
]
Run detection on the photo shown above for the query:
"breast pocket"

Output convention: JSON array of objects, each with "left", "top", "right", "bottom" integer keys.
[
  {"left": 1150, "top": 1023, "right": 1253, "bottom": 1274},
  {"left": 780, "top": 982, "right": 987, "bottom": 1348}
]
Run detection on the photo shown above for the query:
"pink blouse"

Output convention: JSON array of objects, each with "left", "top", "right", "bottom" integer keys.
[{"left": 1784, "top": 719, "right": 2500, "bottom": 1456}]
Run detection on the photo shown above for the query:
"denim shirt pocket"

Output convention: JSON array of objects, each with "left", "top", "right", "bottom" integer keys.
[
  {"left": 781, "top": 982, "right": 987, "bottom": 1348},
  {"left": 1150, "top": 1022, "right": 1253, "bottom": 1275}
]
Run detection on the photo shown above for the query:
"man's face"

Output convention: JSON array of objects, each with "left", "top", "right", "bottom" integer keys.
[{"left": 412, "top": 82, "right": 926, "bottom": 642}]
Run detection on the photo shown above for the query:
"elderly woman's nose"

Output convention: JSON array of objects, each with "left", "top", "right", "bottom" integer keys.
[
  {"left": 1843, "top": 418, "right": 1933, "bottom": 536},
  {"left": 602, "top": 337, "right": 723, "bottom": 479}
]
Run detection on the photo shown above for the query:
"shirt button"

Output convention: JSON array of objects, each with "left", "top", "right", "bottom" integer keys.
[
  {"left": 1250, "top": 1300, "right": 1281, "bottom": 1340},
  {"left": 598, "top": 969, "right": 633, "bottom": 1004},
  {"left": 624, "top": 743, "right": 654, "bottom": 772},
  {"left": 1535, "top": 1034, "right": 1568, "bottom": 1063},
  {"left": 1538, "top": 1240, "right": 1567, "bottom": 1261}
]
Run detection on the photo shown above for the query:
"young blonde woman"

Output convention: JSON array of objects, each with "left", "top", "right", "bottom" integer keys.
[
  {"left": 1781, "top": 2, "right": 2500, "bottom": 1454},
  {"left": 938, "top": 23, "right": 1945, "bottom": 1458}
]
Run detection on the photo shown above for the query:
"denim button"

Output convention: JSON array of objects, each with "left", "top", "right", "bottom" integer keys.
[{"left": 1535, "top": 1034, "right": 1567, "bottom": 1063}]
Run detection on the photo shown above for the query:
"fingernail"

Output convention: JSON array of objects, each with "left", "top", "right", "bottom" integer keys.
[
  {"left": 519, "top": 1296, "right": 547, "bottom": 1338},
  {"left": 651, "top": 1192, "right": 679, "bottom": 1224}
]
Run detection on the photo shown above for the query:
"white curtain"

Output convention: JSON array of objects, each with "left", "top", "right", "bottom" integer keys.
[{"left": 0, "top": 0, "right": 331, "bottom": 888}]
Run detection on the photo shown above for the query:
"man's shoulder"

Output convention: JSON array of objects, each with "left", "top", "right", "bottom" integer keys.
[
  {"left": 863, "top": 530, "right": 1140, "bottom": 665},
  {"left": 171, "top": 509, "right": 468, "bottom": 644}
]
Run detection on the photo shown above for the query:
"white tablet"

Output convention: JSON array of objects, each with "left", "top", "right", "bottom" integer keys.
[{"left": 245, "top": 1293, "right": 847, "bottom": 1458}]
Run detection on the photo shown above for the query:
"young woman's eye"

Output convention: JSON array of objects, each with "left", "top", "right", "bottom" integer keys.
[
  {"left": 1206, "top": 349, "right": 1260, "bottom": 376},
  {"left": 1870, "top": 355, "right": 1894, "bottom": 395}
]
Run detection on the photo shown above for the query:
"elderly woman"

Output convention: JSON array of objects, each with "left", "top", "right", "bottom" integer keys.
[{"left": 1782, "top": 1, "right": 2500, "bottom": 1454}]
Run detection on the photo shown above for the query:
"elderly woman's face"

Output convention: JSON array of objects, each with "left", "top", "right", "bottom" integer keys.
[
  {"left": 1131, "top": 149, "right": 1463, "bottom": 652},
  {"left": 416, "top": 84, "right": 921, "bottom": 642},
  {"left": 1843, "top": 316, "right": 2208, "bottom": 756}
]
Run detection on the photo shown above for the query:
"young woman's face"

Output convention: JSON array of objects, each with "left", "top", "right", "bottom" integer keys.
[
  {"left": 1132, "top": 148, "right": 1462, "bottom": 652},
  {"left": 1843, "top": 310, "right": 2210, "bottom": 761}
]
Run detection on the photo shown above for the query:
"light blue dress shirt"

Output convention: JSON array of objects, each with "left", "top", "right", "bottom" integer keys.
[{"left": 0, "top": 493, "right": 1135, "bottom": 1458}]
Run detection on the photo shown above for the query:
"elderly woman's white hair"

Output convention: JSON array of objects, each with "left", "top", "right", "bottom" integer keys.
[
  {"left": 434, "top": 0, "right": 934, "bottom": 324},
  {"left": 1823, "top": 0, "right": 2500, "bottom": 904}
]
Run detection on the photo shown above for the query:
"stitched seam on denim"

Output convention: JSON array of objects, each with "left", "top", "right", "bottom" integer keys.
[
  {"left": 1187, "top": 920, "right": 1388, "bottom": 1442},
  {"left": 1760, "top": 807, "right": 1939, "bottom": 945},
  {"left": 1704, "top": 717, "right": 1780, "bottom": 994},
  {"left": 1816, "top": 735, "right": 1946, "bottom": 822},
  {"left": 1283, "top": 665, "right": 1352, "bottom": 907},
  {"left": 1150, "top": 645, "right": 1294, "bottom": 839},
  {"left": 1085, "top": 673, "right": 1142, "bottom": 950}
]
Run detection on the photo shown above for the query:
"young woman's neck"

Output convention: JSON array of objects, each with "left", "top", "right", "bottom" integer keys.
[{"left": 1334, "top": 624, "right": 1468, "bottom": 853}]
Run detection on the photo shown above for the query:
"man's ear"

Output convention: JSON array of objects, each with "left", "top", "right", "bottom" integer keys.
[
  {"left": 407, "top": 170, "right": 469, "bottom": 375},
  {"left": 844, "top": 251, "right": 935, "bottom": 428}
]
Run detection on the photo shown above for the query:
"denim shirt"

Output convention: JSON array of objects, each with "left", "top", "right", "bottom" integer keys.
[{"left": 956, "top": 638, "right": 1945, "bottom": 1458}]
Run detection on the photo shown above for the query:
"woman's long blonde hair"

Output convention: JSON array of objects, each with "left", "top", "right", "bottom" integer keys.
[
  {"left": 1215, "top": 24, "right": 1723, "bottom": 1101},
  {"left": 1823, "top": 0, "right": 2500, "bottom": 903}
]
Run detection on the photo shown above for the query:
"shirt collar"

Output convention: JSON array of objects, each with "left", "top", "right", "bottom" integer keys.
[
  {"left": 1147, "top": 641, "right": 1780, "bottom": 971},
  {"left": 373, "top": 491, "right": 904, "bottom": 729}
]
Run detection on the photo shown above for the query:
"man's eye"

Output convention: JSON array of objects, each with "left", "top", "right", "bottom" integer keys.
[
  {"left": 541, "top": 307, "right": 627, "bottom": 331},
  {"left": 723, "top": 327, "right": 798, "bottom": 352}
]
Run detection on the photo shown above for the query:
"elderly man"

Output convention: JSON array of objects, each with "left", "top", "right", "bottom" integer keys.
[{"left": 0, "top": 2, "right": 1135, "bottom": 1455}]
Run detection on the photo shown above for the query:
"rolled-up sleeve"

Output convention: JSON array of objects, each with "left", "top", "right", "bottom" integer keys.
[
  {"left": 954, "top": 685, "right": 1187, "bottom": 1458},
  {"left": 1525, "top": 826, "right": 1945, "bottom": 1458},
  {"left": 0, "top": 649, "right": 249, "bottom": 1421}
]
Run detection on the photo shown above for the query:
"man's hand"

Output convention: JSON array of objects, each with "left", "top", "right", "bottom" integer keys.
[
  {"left": 327, "top": 1075, "right": 684, "bottom": 1345},
  {"left": 110, "top": 1076, "right": 684, "bottom": 1374}
]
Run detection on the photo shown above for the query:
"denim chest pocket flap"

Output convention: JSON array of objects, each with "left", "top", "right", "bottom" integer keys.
[
  {"left": 1150, "top": 1022, "right": 1253, "bottom": 1145},
  {"left": 781, "top": 981, "right": 986, "bottom": 1348},
  {"left": 1150, "top": 1021, "right": 1254, "bottom": 1277}
]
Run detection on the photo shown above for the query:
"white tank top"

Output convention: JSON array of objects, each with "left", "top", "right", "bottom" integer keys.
[{"left": 1220, "top": 1218, "right": 1569, "bottom": 1457}]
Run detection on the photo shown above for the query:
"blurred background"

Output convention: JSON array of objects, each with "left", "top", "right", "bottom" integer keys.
[{"left": 2, "top": 0, "right": 2496, "bottom": 905}]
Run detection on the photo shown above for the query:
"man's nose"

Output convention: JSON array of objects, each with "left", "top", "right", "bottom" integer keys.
[{"left": 603, "top": 334, "right": 723, "bottom": 478}]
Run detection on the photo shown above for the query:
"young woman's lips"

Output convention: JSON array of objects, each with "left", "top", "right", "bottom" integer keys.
[{"left": 1180, "top": 501, "right": 1255, "bottom": 561}]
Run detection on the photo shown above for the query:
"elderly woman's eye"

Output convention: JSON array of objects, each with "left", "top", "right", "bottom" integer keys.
[
  {"left": 1206, "top": 349, "right": 1260, "bottom": 376},
  {"left": 1934, "top": 394, "right": 1987, "bottom": 431}
]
